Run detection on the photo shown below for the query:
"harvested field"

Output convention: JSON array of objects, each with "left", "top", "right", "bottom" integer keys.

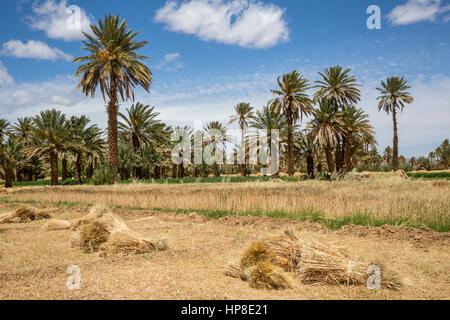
[{"left": 0, "top": 203, "right": 449, "bottom": 300}]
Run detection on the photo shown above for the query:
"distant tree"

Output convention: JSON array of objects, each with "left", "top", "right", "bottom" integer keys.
[
  {"left": 435, "top": 139, "right": 450, "bottom": 169},
  {"left": 228, "top": 103, "right": 255, "bottom": 176},
  {"left": 377, "top": 77, "right": 414, "bottom": 171},
  {"left": 269, "top": 70, "right": 313, "bottom": 175}
]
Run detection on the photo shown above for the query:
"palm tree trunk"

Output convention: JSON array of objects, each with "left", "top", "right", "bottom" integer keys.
[
  {"left": 343, "top": 133, "right": 352, "bottom": 173},
  {"left": 107, "top": 92, "right": 119, "bottom": 182},
  {"left": 172, "top": 164, "right": 177, "bottom": 178},
  {"left": 74, "top": 153, "right": 82, "bottom": 183},
  {"left": 5, "top": 169, "right": 13, "bottom": 188},
  {"left": 62, "top": 156, "right": 68, "bottom": 181},
  {"left": 325, "top": 146, "right": 335, "bottom": 173},
  {"left": 154, "top": 165, "right": 161, "bottom": 179},
  {"left": 306, "top": 154, "right": 315, "bottom": 179},
  {"left": 286, "top": 112, "right": 294, "bottom": 176},
  {"left": 392, "top": 105, "right": 399, "bottom": 171},
  {"left": 240, "top": 125, "right": 246, "bottom": 177},
  {"left": 50, "top": 151, "right": 58, "bottom": 186}
]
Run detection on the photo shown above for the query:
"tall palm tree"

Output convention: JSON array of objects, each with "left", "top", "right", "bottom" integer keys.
[
  {"left": 228, "top": 102, "right": 255, "bottom": 176},
  {"left": 269, "top": 71, "right": 313, "bottom": 175},
  {"left": 84, "top": 125, "right": 106, "bottom": 179},
  {"left": 314, "top": 66, "right": 361, "bottom": 106},
  {"left": 314, "top": 66, "right": 361, "bottom": 171},
  {"left": 341, "top": 106, "right": 374, "bottom": 173},
  {"left": 27, "top": 109, "right": 74, "bottom": 186},
  {"left": 309, "top": 99, "right": 344, "bottom": 173},
  {"left": 435, "top": 139, "right": 450, "bottom": 169},
  {"left": 203, "top": 121, "right": 229, "bottom": 177},
  {"left": 74, "top": 15, "right": 152, "bottom": 179},
  {"left": 376, "top": 76, "right": 414, "bottom": 171},
  {"left": 12, "top": 117, "right": 35, "bottom": 181}
]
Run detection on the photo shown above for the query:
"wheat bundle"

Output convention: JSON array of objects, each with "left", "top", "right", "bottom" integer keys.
[
  {"left": 299, "top": 240, "right": 402, "bottom": 289},
  {"left": 100, "top": 232, "right": 168, "bottom": 256},
  {"left": 261, "top": 231, "right": 302, "bottom": 273},
  {"left": 248, "top": 262, "right": 292, "bottom": 290},
  {"left": 0, "top": 206, "right": 51, "bottom": 224},
  {"left": 42, "top": 219, "right": 71, "bottom": 231},
  {"left": 223, "top": 262, "right": 246, "bottom": 280},
  {"left": 73, "top": 207, "right": 168, "bottom": 256},
  {"left": 240, "top": 242, "right": 275, "bottom": 269},
  {"left": 70, "top": 205, "right": 112, "bottom": 230}
]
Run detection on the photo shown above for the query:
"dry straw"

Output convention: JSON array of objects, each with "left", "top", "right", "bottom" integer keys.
[
  {"left": 42, "top": 219, "right": 71, "bottom": 231},
  {"left": 72, "top": 205, "right": 168, "bottom": 256},
  {"left": 0, "top": 205, "right": 51, "bottom": 224},
  {"left": 225, "top": 231, "right": 402, "bottom": 291}
]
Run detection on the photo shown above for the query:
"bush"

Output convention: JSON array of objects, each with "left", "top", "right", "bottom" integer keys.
[{"left": 91, "top": 165, "right": 116, "bottom": 185}]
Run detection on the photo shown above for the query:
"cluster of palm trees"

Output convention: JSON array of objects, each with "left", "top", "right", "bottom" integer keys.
[
  {"left": 0, "top": 111, "right": 104, "bottom": 187},
  {"left": 2, "top": 14, "right": 446, "bottom": 188}
]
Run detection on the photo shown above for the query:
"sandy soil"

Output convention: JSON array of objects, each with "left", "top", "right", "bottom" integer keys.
[{"left": 0, "top": 204, "right": 449, "bottom": 300}]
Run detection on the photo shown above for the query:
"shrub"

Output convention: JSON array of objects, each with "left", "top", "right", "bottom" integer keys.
[{"left": 91, "top": 165, "right": 116, "bottom": 185}]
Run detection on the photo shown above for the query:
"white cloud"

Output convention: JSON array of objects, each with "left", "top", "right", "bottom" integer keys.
[
  {"left": 388, "top": 0, "right": 450, "bottom": 25},
  {"left": 155, "top": 53, "right": 184, "bottom": 71},
  {"left": 154, "top": 0, "right": 289, "bottom": 49},
  {"left": 27, "top": 0, "right": 93, "bottom": 41},
  {"left": 0, "top": 61, "right": 14, "bottom": 86},
  {"left": 1, "top": 39, "right": 73, "bottom": 61}
]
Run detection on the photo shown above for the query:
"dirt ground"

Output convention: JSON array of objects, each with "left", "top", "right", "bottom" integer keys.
[{"left": 0, "top": 203, "right": 449, "bottom": 300}]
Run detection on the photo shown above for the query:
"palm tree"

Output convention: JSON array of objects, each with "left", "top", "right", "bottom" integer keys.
[
  {"left": 84, "top": 125, "right": 106, "bottom": 179},
  {"left": 295, "top": 129, "right": 317, "bottom": 179},
  {"left": 341, "top": 106, "right": 374, "bottom": 173},
  {"left": 314, "top": 66, "right": 361, "bottom": 171},
  {"left": 27, "top": 109, "right": 74, "bottom": 186},
  {"left": 269, "top": 71, "right": 313, "bottom": 175},
  {"left": 383, "top": 146, "right": 393, "bottom": 167},
  {"left": 74, "top": 15, "right": 152, "bottom": 179},
  {"left": 203, "top": 121, "right": 229, "bottom": 177},
  {"left": 12, "top": 117, "right": 35, "bottom": 181},
  {"left": 314, "top": 66, "right": 361, "bottom": 106},
  {"left": 376, "top": 77, "right": 414, "bottom": 171},
  {"left": 309, "top": 99, "right": 344, "bottom": 173},
  {"left": 0, "top": 119, "right": 11, "bottom": 143},
  {"left": 0, "top": 138, "right": 25, "bottom": 188},
  {"left": 171, "top": 126, "right": 193, "bottom": 179},
  {"left": 119, "top": 103, "right": 160, "bottom": 178},
  {"left": 228, "top": 103, "right": 255, "bottom": 176},
  {"left": 435, "top": 139, "right": 450, "bottom": 169}
]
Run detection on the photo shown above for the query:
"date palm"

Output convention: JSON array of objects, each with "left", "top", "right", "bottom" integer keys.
[
  {"left": 269, "top": 71, "right": 313, "bottom": 176},
  {"left": 228, "top": 103, "right": 255, "bottom": 176},
  {"left": 171, "top": 126, "right": 193, "bottom": 178},
  {"left": 341, "top": 106, "right": 374, "bottom": 173},
  {"left": 309, "top": 99, "right": 344, "bottom": 173},
  {"left": 203, "top": 121, "right": 229, "bottom": 177},
  {"left": 27, "top": 109, "right": 75, "bottom": 186},
  {"left": 376, "top": 77, "right": 414, "bottom": 171},
  {"left": 0, "top": 138, "right": 26, "bottom": 188},
  {"left": 314, "top": 66, "right": 361, "bottom": 107},
  {"left": 74, "top": 15, "right": 152, "bottom": 180}
]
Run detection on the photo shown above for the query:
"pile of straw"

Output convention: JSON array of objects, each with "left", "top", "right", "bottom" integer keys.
[
  {"left": 224, "top": 231, "right": 402, "bottom": 291},
  {"left": 0, "top": 206, "right": 51, "bottom": 224},
  {"left": 72, "top": 206, "right": 168, "bottom": 256},
  {"left": 225, "top": 239, "right": 293, "bottom": 290},
  {"left": 42, "top": 219, "right": 71, "bottom": 231}
]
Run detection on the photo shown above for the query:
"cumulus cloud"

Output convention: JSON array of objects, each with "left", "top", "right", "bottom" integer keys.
[
  {"left": 27, "top": 0, "right": 93, "bottom": 41},
  {"left": 1, "top": 39, "right": 73, "bottom": 61},
  {"left": 154, "top": 0, "right": 289, "bottom": 48},
  {"left": 0, "top": 61, "right": 14, "bottom": 86},
  {"left": 388, "top": 0, "right": 450, "bottom": 25},
  {"left": 155, "top": 53, "right": 184, "bottom": 71}
]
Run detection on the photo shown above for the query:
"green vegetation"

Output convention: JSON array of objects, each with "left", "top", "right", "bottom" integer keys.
[{"left": 408, "top": 172, "right": 450, "bottom": 179}]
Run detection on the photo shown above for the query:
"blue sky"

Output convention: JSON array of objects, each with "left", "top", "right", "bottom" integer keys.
[{"left": 0, "top": 0, "right": 449, "bottom": 157}]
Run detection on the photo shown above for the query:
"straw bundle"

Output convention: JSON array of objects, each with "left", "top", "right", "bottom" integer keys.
[
  {"left": 42, "top": 219, "right": 71, "bottom": 231},
  {"left": 248, "top": 262, "right": 292, "bottom": 290},
  {"left": 72, "top": 207, "right": 168, "bottom": 256},
  {"left": 299, "top": 240, "right": 402, "bottom": 289},
  {"left": 70, "top": 205, "right": 112, "bottom": 230},
  {"left": 262, "top": 230, "right": 302, "bottom": 273},
  {"left": 0, "top": 206, "right": 51, "bottom": 224}
]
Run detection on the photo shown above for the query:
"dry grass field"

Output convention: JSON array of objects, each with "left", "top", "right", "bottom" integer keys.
[
  {"left": 0, "top": 202, "right": 449, "bottom": 300},
  {"left": 7, "top": 177, "right": 450, "bottom": 231},
  {"left": 1, "top": 177, "right": 449, "bottom": 300}
]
